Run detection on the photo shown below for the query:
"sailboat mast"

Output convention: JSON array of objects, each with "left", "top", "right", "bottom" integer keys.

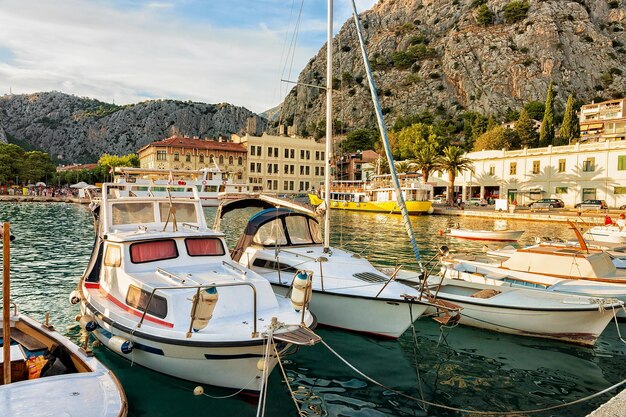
[
  {"left": 323, "top": 0, "right": 333, "bottom": 252},
  {"left": 349, "top": 0, "right": 423, "bottom": 268}
]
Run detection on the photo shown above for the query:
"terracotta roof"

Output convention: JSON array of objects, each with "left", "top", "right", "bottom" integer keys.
[{"left": 138, "top": 136, "right": 246, "bottom": 153}]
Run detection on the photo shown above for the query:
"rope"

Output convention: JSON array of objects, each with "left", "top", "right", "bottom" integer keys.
[
  {"left": 256, "top": 330, "right": 274, "bottom": 417},
  {"left": 407, "top": 301, "right": 427, "bottom": 412},
  {"left": 273, "top": 339, "right": 305, "bottom": 417},
  {"left": 320, "top": 339, "right": 626, "bottom": 415},
  {"left": 611, "top": 304, "right": 626, "bottom": 345}
]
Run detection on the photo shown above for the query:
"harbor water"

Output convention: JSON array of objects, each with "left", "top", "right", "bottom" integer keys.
[{"left": 1, "top": 202, "right": 625, "bottom": 416}]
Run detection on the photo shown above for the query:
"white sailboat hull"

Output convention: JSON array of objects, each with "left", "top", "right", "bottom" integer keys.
[
  {"left": 272, "top": 284, "right": 427, "bottom": 338},
  {"left": 584, "top": 226, "right": 626, "bottom": 244}
]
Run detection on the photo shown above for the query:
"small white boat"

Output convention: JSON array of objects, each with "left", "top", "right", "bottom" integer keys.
[
  {"left": 583, "top": 225, "right": 626, "bottom": 244},
  {"left": 76, "top": 184, "right": 319, "bottom": 392},
  {"left": 0, "top": 223, "right": 127, "bottom": 417},
  {"left": 396, "top": 271, "right": 620, "bottom": 346},
  {"left": 447, "top": 227, "right": 524, "bottom": 242},
  {"left": 216, "top": 196, "right": 458, "bottom": 339}
]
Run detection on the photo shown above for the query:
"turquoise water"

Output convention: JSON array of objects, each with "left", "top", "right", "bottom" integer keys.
[{"left": 1, "top": 202, "right": 625, "bottom": 416}]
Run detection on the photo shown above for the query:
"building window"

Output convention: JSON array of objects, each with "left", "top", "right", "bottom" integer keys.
[
  {"left": 290, "top": 165, "right": 294, "bottom": 175},
  {"left": 199, "top": 154, "right": 205, "bottom": 163},
  {"left": 238, "top": 157, "right": 243, "bottom": 165},
  {"left": 267, "top": 164, "right": 272, "bottom": 174},
  {"left": 618, "top": 155, "right": 626, "bottom": 171},
  {"left": 509, "top": 162, "right": 517, "bottom": 175},
  {"left": 284, "top": 164, "right": 289, "bottom": 174},
  {"left": 290, "top": 149, "right": 295, "bottom": 159},
  {"left": 185, "top": 153, "right": 191, "bottom": 162},
  {"left": 229, "top": 156, "right": 234, "bottom": 165},
  {"left": 257, "top": 146, "right": 262, "bottom": 156},
  {"left": 219, "top": 155, "right": 224, "bottom": 165},
  {"left": 321, "top": 152, "right": 325, "bottom": 160},
  {"left": 210, "top": 154, "right": 215, "bottom": 163},
  {"left": 300, "top": 166, "right": 304, "bottom": 175},
  {"left": 250, "top": 162, "right": 256, "bottom": 173},
  {"left": 558, "top": 159, "right": 566, "bottom": 173},
  {"left": 320, "top": 167, "right": 325, "bottom": 176},
  {"left": 251, "top": 146, "right": 256, "bottom": 156},
  {"left": 582, "top": 157, "right": 595, "bottom": 172},
  {"left": 274, "top": 147, "right": 278, "bottom": 157},
  {"left": 273, "top": 180, "right": 278, "bottom": 190},
  {"left": 555, "top": 186, "right": 568, "bottom": 194},
  {"left": 174, "top": 152, "right": 180, "bottom": 161},
  {"left": 157, "top": 150, "right": 167, "bottom": 161},
  {"left": 267, "top": 146, "right": 273, "bottom": 157},
  {"left": 284, "top": 148, "right": 289, "bottom": 158},
  {"left": 256, "top": 163, "right": 261, "bottom": 172},
  {"left": 488, "top": 165, "right": 495, "bottom": 176},
  {"left": 305, "top": 166, "right": 310, "bottom": 175},
  {"left": 306, "top": 150, "right": 310, "bottom": 160},
  {"left": 267, "top": 180, "right": 272, "bottom": 190},
  {"left": 532, "top": 160, "right": 540, "bottom": 174},
  {"left": 274, "top": 164, "right": 278, "bottom": 174},
  {"left": 315, "top": 151, "right": 320, "bottom": 160},
  {"left": 300, "top": 150, "right": 305, "bottom": 159},
  {"left": 284, "top": 181, "right": 289, "bottom": 190},
  {"left": 615, "top": 186, "right": 626, "bottom": 195},
  {"left": 315, "top": 167, "right": 319, "bottom": 176}
]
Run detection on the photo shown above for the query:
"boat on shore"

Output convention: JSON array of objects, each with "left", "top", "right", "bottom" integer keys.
[
  {"left": 114, "top": 166, "right": 258, "bottom": 207},
  {"left": 74, "top": 183, "right": 319, "bottom": 391},
  {"left": 447, "top": 227, "right": 524, "bottom": 242},
  {"left": 308, "top": 174, "right": 433, "bottom": 215},
  {"left": 0, "top": 223, "right": 127, "bottom": 417}
]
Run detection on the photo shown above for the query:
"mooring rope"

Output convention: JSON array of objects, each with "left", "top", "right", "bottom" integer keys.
[
  {"left": 273, "top": 339, "right": 305, "bottom": 417},
  {"left": 320, "top": 339, "right": 626, "bottom": 415}
]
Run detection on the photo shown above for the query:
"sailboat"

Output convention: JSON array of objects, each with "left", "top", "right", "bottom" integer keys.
[
  {"left": 0, "top": 222, "right": 127, "bottom": 416},
  {"left": 217, "top": 0, "right": 460, "bottom": 339}
]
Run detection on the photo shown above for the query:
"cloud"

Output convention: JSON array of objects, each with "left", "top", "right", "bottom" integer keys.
[{"left": 0, "top": 0, "right": 378, "bottom": 113}]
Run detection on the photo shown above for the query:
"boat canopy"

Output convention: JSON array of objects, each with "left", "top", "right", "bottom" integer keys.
[{"left": 231, "top": 208, "right": 322, "bottom": 262}]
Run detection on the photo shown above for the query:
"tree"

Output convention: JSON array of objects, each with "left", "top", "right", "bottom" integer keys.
[
  {"left": 412, "top": 143, "right": 441, "bottom": 183},
  {"left": 503, "top": 1, "right": 530, "bottom": 24},
  {"left": 98, "top": 153, "right": 140, "bottom": 180},
  {"left": 557, "top": 94, "right": 580, "bottom": 145},
  {"left": 21, "top": 151, "right": 55, "bottom": 183},
  {"left": 476, "top": 5, "right": 494, "bottom": 26},
  {"left": 340, "top": 128, "right": 379, "bottom": 153},
  {"left": 395, "top": 123, "right": 438, "bottom": 160},
  {"left": 539, "top": 82, "right": 555, "bottom": 147},
  {"left": 515, "top": 108, "right": 539, "bottom": 148},
  {"left": 440, "top": 146, "right": 473, "bottom": 206},
  {"left": 0, "top": 143, "right": 25, "bottom": 183},
  {"left": 523, "top": 101, "right": 545, "bottom": 121},
  {"left": 473, "top": 126, "right": 516, "bottom": 151}
]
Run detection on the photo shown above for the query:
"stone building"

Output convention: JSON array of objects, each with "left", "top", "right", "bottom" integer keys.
[
  {"left": 580, "top": 98, "right": 626, "bottom": 142},
  {"left": 336, "top": 150, "right": 380, "bottom": 181},
  {"left": 137, "top": 136, "right": 247, "bottom": 179},
  {"left": 231, "top": 133, "right": 326, "bottom": 194}
]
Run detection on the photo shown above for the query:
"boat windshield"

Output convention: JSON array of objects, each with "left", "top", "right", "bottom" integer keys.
[
  {"left": 112, "top": 202, "right": 155, "bottom": 225},
  {"left": 253, "top": 219, "right": 287, "bottom": 246},
  {"left": 285, "top": 215, "right": 322, "bottom": 245},
  {"left": 159, "top": 202, "right": 198, "bottom": 223}
]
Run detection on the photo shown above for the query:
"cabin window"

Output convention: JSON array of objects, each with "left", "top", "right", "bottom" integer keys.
[
  {"left": 104, "top": 245, "right": 122, "bottom": 267},
  {"left": 159, "top": 202, "right": 197, "bottom": 223},
  {"left": 185, "top": 238, "right": 225, "bottom": 256},
  {"left": 111, "top": 202, "right": 155, "bottom": 225},
  {"left": 126, "top": 285, "right": 168, "bottom": 319},
  {"left": 285, "top": 216, "right": 315, "bottom": 245},
  {"left": 130, "top": 239, "right": 178, "bottom": 263},
  {"left": 253, "top": 219, "right": 287, "bottom": 246}
]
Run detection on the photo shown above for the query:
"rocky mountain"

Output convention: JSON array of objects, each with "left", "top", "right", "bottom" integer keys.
[
  {"left": 0, "top": 92, "right": 267, "bottom": 163},
  {"left": 279, "top": 0, "right": 626, "bottom": 135}
]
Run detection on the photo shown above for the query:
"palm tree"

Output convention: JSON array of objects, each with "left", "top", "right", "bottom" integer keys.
[
  {"left": 440, "top": 146, "right": 474, "bottom": 205},
  {"left": 412, "top": 144, "right": 441, "bottom": 183}
]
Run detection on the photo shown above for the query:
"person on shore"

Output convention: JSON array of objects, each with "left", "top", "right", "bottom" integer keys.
[
  {"left": 605, "top": 214, "right": 613, "bottom": 226},
  {"left": 617, "top": 213, "right": 626, "bottom": 230}
]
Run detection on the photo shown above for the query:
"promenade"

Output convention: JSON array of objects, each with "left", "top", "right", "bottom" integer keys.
[{"left": 0, "top": 195, "right": 90, "bottom": 204}]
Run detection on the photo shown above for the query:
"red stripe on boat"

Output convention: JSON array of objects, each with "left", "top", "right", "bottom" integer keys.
[{"left": 84, "top": 282, "right": 100, "bottom": 289}]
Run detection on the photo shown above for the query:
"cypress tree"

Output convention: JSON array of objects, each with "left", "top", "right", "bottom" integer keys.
[
  {"left": 538, "top": 82, "right": 555, "bottom": 147},
  {"left": 516, "top": 108, "right": 538, "bottom": 148},
  {"left": 557, "top": 94, "right": 579, "bottom": 145}
]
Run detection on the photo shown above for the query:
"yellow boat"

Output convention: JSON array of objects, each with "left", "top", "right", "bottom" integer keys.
[{"left": 309, "top": 174, "right": 434, "bottom": 215}]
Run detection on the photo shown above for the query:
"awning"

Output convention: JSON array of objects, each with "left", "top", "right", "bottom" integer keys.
[{"left": 588, "top": 123, "right": 604, "bottom": 129}]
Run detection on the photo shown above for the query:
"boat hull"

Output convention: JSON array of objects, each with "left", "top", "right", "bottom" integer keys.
[
  {"left": 82, "top": 302, "right": 278, "bottom": 392},
  {"left": 447, "top": 229, "right": 524, "bottom": 242},
  {"left": 271, "top": 284, "right": 427, "bottom": 338},
  {"left": 308, "top": 195, "right": 432, "bottom": 215},
  {"left": 584, "top": 226, "right": 626, "bottom": 244}
]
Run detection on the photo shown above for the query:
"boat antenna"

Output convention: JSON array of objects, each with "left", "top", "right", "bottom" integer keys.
[
  {"left": 349, "top": 1, "right": 423, "bottom": 270},
  {"left": 323, "top": 0, "right": 333, "bottom": 253}
]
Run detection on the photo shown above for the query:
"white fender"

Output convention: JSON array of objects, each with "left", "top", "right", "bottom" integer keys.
[
  {"left": 79, "top": 314, "right": 97, "bottom": 332},
  {"left": 109, "top": 336, "right": 133, "bottom": 354},
  {"left": 191, "top": 287, "right": 219, "bottom": 332},
  {"left": 290, "top": 271, "right": 312, "bottom": 311},
  {"left": 69, "top": 290, "right": 81, "bottom": 305}
]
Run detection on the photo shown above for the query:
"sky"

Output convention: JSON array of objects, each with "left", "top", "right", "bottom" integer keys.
[{"left": 0, "top": 0, "right": 378, "bottom": 113}]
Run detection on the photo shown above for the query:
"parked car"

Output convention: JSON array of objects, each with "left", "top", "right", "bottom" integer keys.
[
  {"left": 529, "top": 198, "right": 565, "bottom": 209},
  {"left": 575, "top": 200, "right": 608, "bottom": 209},
  {"left": 466, "top": 198, "right": 488, "bottom": 206},
  {"left": 431, "top": 195, "right": 447, "bottom": 204}
]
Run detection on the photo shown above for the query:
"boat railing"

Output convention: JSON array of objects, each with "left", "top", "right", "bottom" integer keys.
[
  {"left": 222, "top": 260, "right": 248, "bottom": 277},
  {"left": 136, "top": 281, "right": 260, "bottom": 337},
  {"left": 275, "top": 248, "right": 327, "bottom": 291}
]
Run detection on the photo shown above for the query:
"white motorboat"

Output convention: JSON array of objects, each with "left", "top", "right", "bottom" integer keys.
[
  {"left": 0, "top": 223, "right": 127, "bottom": 417},
  {"left": 114, "top": 166, "right": 257, "bottom": 207},
  {"left": 74, "top": 184, "right": 319, "bottom": 392},
  {"left": 396, "top": 271, "right": 621, "bottom": 346},
  {"left": 216, "top": 197, "right": 457, "bottom": 339},
  {"left": 583, "top": 225, "right": 626, "bottom": 244},
  {"left": 447, "top": 228, "right": 524, "bottom": 242}
]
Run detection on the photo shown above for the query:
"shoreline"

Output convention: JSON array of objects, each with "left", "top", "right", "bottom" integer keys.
[
  {"left": 0, "top": 195, "right": 90, "bottom": 204},
  {"left": 432, "top": 206, "right": 606, "bottom": 224}
]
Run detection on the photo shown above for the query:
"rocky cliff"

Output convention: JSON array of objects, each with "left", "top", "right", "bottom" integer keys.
[
  {"left": 0, "top": 92, "right": 267, "bottom": 163},
  {"left": 279, "top": 0, "right": 626, "bottom": 134}
]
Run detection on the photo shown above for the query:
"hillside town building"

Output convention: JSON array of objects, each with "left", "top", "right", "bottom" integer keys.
[
  {"left": 231, "top": 133, "right": 326, "bottom": 194},
  {"left": 137, "top": 136, "right": 247, "bottom": 179},
  {"left": 336, "top": 150, "right": 380, "bottom": 181},
  {"left": 579, "top": 98, "right": 626, "bottom": 142}
]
